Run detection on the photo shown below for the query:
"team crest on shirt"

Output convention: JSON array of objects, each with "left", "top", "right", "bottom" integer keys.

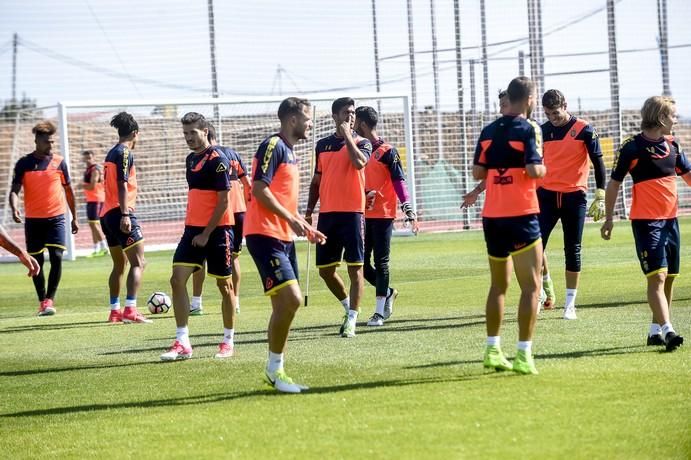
[{"left": 570, "top": 129, "right": 577, "bottom": 137}]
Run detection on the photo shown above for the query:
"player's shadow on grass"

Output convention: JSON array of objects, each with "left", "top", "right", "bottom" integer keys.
[
  {"left": 0, "top": 373, "right": 498, "bottom": 418},
  {"left": 576, "top": 297, "right": 690, "bottom": 310},
  {"left": 404, "top": 345, "right": 646, "bottom": 369},
  {"left": 0, "top": 360, "right": 165, "bottom": 377},
  {"left": 0, "top": 320, "right": 119, "bottom": 334}
]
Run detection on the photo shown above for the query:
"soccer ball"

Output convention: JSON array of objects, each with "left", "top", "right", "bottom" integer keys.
[{"left": 147, "top": 291, "right": 171, "bottom": 314}]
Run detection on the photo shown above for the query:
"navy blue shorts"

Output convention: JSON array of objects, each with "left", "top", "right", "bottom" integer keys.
[
  {"left": 483, "top": 215, "right": 541, "bottom": 260},
  {"left": 25, "top": 214, "right": 66, "bottom": 255},
  {"left": 232, "top": 212, "right": 245, "bottom": 255},
  {"left": 316, "top": 212, "right": 365, "bottom": 267},
  {"left": 173, "top": 226, "right": 233, "bottom": 279},
  {"left": 631, "top": 218, "right": 680, "bottom": 277},
  {"left": 86, "top": 202, "right": 103, "bottom": 223},
  {"left": 100, "top": 208, "right": 144, "bottom": 251},
  {"left": 537, "top": 188, "right": 587, "bottom": 272},
  {"left": 246, "top": 234, "right": 298, "bottom": 295}
]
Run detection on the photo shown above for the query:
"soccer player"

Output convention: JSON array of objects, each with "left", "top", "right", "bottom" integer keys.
[
  {"left": 601, "top": 96, "right": 690, "bottom": 352},
  {"left": 9, "top": 121, "right": 79, "bottom": 316},
  {"left": 0, "top": 225, "right": 41, "bottom": 277},
  {"left": 161, "top": 112, "right": 237, "bottom": 361},
  {"left": 245, "top": 97, "right": 325, "bottom": 393},
  {"left": 538, "top": 89, "right": 607, "bottom": 319},
  {"left": 189, "top": 124, "right": 251, "bottom": 316},
  {"left": 473, "top": 76, "right": 545, "bottom": 375},
  {"left": 353, "top": 105, "right": 418, "bottom": 327},
  {"left": 305, "top": 97, "right": 372, "bottom": 337},
  {"left": 100, "top": 112, "right": 150, "bottom": 324},
  {"left": 460, "top": 90, "right": 510, "bottom": 208},
  {"left": 81, "top": 150, "right": 108, "bottom": 257}
]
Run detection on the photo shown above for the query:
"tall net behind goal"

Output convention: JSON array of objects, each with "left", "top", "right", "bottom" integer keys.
[{"left": 0, "top": 94, "right": 414, "bottom": 259}]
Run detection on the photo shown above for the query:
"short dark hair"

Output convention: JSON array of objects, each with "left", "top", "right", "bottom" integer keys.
[
  {"left": 506, "top": 77, "right": 535, "bottom": 104},
  {"left": 542, "top": 89, "right": 566, "bottom": 109},
  {"left": 332, "top": 97, "right": 355, "bottom": 115},
  {"left": 355, "top": 106, "right": 378, "bottom": 129},
  {"left": 110, "top": 112, "right": 139, "bottom": 137},
  {"left": 32, "top": 120, "right": 57, "bottom": 137},
  {"left": 180, "top": 112, "right": 208, "bottom": 130},
  {"left": 207, "top": 123, "right": 217, "bottom": 142},
  {"left": 82, "top": 150, "right": 95, "bottom": 156},
  {"left": 498, "top": 90, "right": 508, "bottom": 100},
  {"left": 277, "top": 97, "right": 311, "bottom": 122}
]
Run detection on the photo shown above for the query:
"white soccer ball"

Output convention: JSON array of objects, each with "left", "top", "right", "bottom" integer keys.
[{"left": 147, "top": 291, "right": 171, "bottom": 314}]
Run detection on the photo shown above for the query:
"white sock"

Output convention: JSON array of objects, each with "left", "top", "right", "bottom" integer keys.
[
  {"left": 176, "top": 326, "right": 190, "bottom": 347},
  {"left": 93, "top": 243, "right": 100, "bottom": 252},
  {"left": 267, "top": 351, "right": 284, "bottom": 375},
  {"left": 110, "top": 302, "right": 120, "bottom": 311},
  {"left": 565, "top": 289, "right": 577, "bottom": 309},
  {"left": 340, "top": 297, "right": 350, "bottom": 314},
  {"left": 125, "top": 298, "right": 136, "bottom": 308},
  {"left": 517, "top": 340, "right": 532, "bottom": 352},
  {"left": 223, "top": 328, "right": 234, "bottom": 345},
  {"left": 649, "top": 323, "right": 662, "bottom": 337},
  {"left": 99, "top": 240, "right": 108, "bottom": 250},
  {"left": 661, "top": 322, "right": 675, "bottom": 336},
  {"left": 375, "top": 297, "right": 386, "bottom": 316},
  {"left": 543, "top": 273, "right": 551, "bottom": 282},
  {"left": 347, "top": 309, "right": 358, "bottom": 321},
  {"left": 190, "top": 296, "right": 202, "bottom": 309},
  {"left": 486, "top": 336, "right": 500, "bottom": 347}
]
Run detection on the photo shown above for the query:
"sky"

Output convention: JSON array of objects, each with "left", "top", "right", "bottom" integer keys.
[{"left": 0, "top": 0, "right": 689, "bottom": 115}]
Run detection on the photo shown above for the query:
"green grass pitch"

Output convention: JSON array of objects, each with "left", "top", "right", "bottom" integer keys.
[{"left": 0, "top": 219, "right": 689, "bottom": 459}]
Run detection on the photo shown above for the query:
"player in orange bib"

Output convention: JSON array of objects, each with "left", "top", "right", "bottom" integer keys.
[
  {"left": 473, "top": 77, "right": 545, "bottom": 375},
  {"left": 354, "top": 105, "right": 418, "bottom": 327},
  {"left": 538, "top": 89, "right": 607, "bottom": 319},
  {"left": 100, "top": 112, "right": 150, "bottom": 324},
  {"left": 601, "top": 96, "right": 690, "bottom": 352},
  {"left": 9, "top": 121, "right": 79, "bottom": 316},
  {"left": 245, "top": 97, "right": 325, "bottom": 393},
  {"left": 190, "top": 123, "right": 252, "bottom": 316},
  {"left": 161, "top": 112, "right": 238, "bottom": 361},
  {"left": 81, "top": 149, "right": 108, "bottom": 257},
  {"left": 305, "top": 97, "right": 372, "bottom": 338}
]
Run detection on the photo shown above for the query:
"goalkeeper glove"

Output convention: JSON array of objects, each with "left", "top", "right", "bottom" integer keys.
[
  {"left": 400, "top": 202, "right": 417, "bottom": 223},
  {"left": 587, "top": 188, "right": 606, "bottom": 222}
]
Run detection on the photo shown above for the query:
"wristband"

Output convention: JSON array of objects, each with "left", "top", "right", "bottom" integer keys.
[{"left": 121, "top": 213, "right": 130, "bottom": 217}]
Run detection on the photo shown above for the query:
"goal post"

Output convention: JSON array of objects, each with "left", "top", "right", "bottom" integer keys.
[{"left": 1, "top": 93, "right": 417, "bottom": 259}]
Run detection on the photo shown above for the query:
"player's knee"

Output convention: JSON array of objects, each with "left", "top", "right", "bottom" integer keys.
[
  {"left": 170, "top": 273, "right": 185, "bottom": 290},
  {"left": 565, "top": 244, "right": 581, "bottom": 272},
  {"left": 319, "top": 268, "right": 335, "bottom": 281},
  {"left": 215, "top": 277, "right": 233, "bottom": 294}
]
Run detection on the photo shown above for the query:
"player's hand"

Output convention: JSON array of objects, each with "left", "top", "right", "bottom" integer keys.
[
  {"left": 192, "top": 232, "right": 210, "bottom": 248},
  {"left": 460, "top": 190, "right": 480, "bottom": 209},
  {"left": 336, "top": 121, "right": 351, "bottom": 138},
  {"left": 71, "top": 219, "right": 79, "bottom": 234},
  {"left": 587, "top": 188, "right": 606, "bottom": 222},
  {"left": 365, "top": 191, "right": 377, "bottom": 210},
  {"left": 19, "top": 252, "right": 40, "bottom": 277},
  {"left": 12, "top": 208, "right": 22, "bottom": 224},
  {"left": 305, "top": 226, "right": 327, "bottom": 245},
  {"left": 244, "top": 188, "right": 252, "bottom": 203},
  {"left": 600, "top": 219, "right": 614, "bottom": 240},
  {"left": 401, "top": 202, "right": 419, "bottom": 235},
  {"left": 120, "top": 215, "right": 131, "bottom": 234}
]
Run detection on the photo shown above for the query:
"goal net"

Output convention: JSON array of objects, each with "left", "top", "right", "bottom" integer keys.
[{"left": 0, "top": 94, "right": 416, "bottom": 259}]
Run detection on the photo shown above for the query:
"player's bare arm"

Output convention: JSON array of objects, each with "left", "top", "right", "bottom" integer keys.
[
  {"left": 64, "top": 183, "right": 79, "bottom": 234},
  {"left": 600, "top": 178, "right": 622, "bottom": 240},
  {"left": 254, "top": 181, "right": 325, "bottom": 244},
  {"left": 305, "top": 173, "right": 321, "bottom": 224},
  {"left": 9, "top": 183, "right": 22, "bottom": 223},
  {"left": 338, "top": 122, "right": 367, "bottom": 170}
]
